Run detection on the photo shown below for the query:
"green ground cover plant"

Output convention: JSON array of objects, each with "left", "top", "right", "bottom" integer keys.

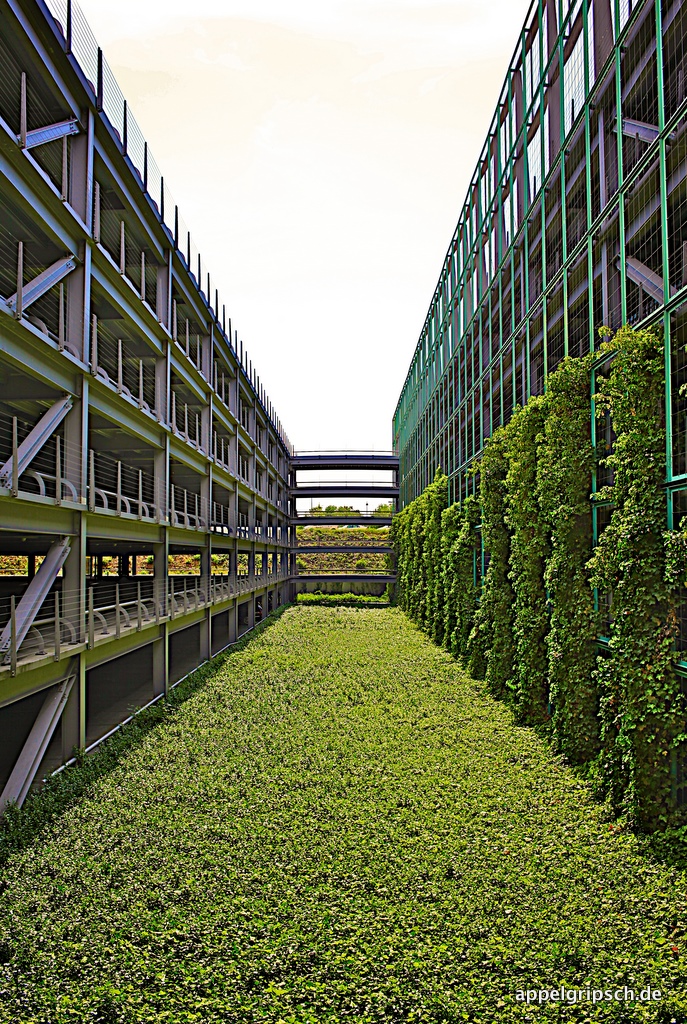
[
  {"left": 0, "top": 607, "right": 686, "bottom": 1023},
  {"left": 295, "top": 526, "right": 391, "bottom": 575},
  {"left": 296, "top": 592, "right": 388, "bottom": 606}
]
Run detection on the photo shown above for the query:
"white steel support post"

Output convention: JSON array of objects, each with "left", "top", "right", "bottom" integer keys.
[
  {"left": 67, "top": 111, "right": 94, "bottom": 364},
  {"left": 62, "top": 380, "right": 88, "bottom": 504},
  {"left": 62, "top": 516, "right": 87, "bottom": 645},
  {"left": 200, "top": 540, "right": 211, "bottom": 663},
  {"left": 152, "top": 529, "right": 168, "bottom": 695},
  {"left": 61, "top": 655, "right": 84, "bottom": 759}
]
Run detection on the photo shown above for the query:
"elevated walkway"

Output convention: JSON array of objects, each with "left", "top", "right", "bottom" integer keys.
[
  {"left": 291, "top": 452, "right": 398, "bottom": 472},
  {"left": 294, "top": 514, "right": 392, "bottom": 526},
  {"left": 292, "top": 483, "right": 399, "bottom": 499},
  {"left": 290, "top": 450, "right": 397, "bottom": 595}
]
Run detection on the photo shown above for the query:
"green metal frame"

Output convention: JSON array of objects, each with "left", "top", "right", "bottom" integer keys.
[{"left": 394, "top": 0, "right": 687, "bottom": 664}]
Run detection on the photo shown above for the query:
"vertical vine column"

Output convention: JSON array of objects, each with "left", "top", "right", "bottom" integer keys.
[
  {"left": 537, "top": 355, "right": 598, "bottom": 764},
  {"left": 588, "top": 326, "right": 683, "bottom": 828},
  {"left": 504, "top": 398, "right": 550, "bottom": 724},
  {"left": 467, "top": 429, "right": 514, "bottom": 695}
]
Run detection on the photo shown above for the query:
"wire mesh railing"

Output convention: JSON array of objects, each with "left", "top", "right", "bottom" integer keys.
[
  {"left": 0, "top": 567, "right": 292, "bottom": 671},
  {"left": 0, "top": 410, "right": 82, "bottom": 503},
  {"left": 91, "top": 317, "right": 157, "bottom": 416},
  {"left": 170, "top": 392, "right": 204, "bottom": 452},
  {"left": 169, "top": 483, "right": 205, "bottom": 530},
  {"left": 88, "top": 447, "right": 160, "bottom": 520},
  {"left": 0, "top": 410, "right": 290, "bottom": 532},
  {"left": 212, "top": 361, "right": 237, "bottom": 417}
]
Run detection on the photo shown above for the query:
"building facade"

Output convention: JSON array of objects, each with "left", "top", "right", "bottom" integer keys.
[
  {"left": 393, "top": 0, "right": 687, "bottom": 516},
  {"left": 0, "top": 0, "right": 296, "bottom": 805}
]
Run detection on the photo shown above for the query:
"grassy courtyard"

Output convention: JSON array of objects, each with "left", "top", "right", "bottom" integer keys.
[{"left": 0, "top": 606, "right": 685, "bottom": 1022}]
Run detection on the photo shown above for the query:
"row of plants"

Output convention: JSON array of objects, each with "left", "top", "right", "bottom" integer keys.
[
  {"left": 306, "top": 503, "right": 393, "bottom": 517},
  {"left": 392, "top": 325, "right": 687, "bottom": 831},
  {"left": 295, "top": 526, "right": 393, "bottom": 575},
  {"left": 2, "top": 605, "right": 687, "bottom": 1021},
  {"left": 296, "top": 592, "right": 390, "bottom": 606}
]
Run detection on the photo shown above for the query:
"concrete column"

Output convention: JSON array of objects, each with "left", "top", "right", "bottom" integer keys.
[
  {"left": 62, "top": 376, "right": 88, "bottom": 503},
  {"left": 154, "top": 435, "right": 168, "bottom": 523},
  {"left": 202, "top": 329, "right": 213, "bottom": 384},
  {"left": 155, "top": 344, "right": 169, "bottom": 427},
  {"left": 68, "top": 108, "right": 94, "bottom": 228},
  {"left": 152, "top": 634, "right": 167, "bottom": 697},
  {"left": 67, "top": 110, "right": 93, "bottom": 364}
]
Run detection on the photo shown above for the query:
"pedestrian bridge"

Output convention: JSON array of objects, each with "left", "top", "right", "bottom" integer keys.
[{"left": 290, "top": 451, "right": 398, "bottom": 594}]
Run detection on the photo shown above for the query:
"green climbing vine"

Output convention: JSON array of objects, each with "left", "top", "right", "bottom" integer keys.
[
  {"left": 392, "top": 324, "right": 687, "bottom": 829},
  {"left": 467, "top": 429, "right": 514, "bottom": 697},
  {"left": 588, "top": 324, "right": 685, "bottom": 829},
  {"left": 441, "top": 495, "right": 480, "bottom": 665},
  {"left": 504, "top": 397, "right": 550, "bottom": 725},
  {"left": 392, "top": 471, "right": 448, "bottom": 636},
  {"left": 537, "top": 355, "right": 599, "bottom": 764},
  {"left": 424, "top": 471, "right": 448, "bottom": 646}
]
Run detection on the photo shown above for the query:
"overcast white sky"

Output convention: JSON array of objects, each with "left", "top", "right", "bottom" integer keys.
[{"left": 77, "top": 0, "right": 531, "bottom": 452}]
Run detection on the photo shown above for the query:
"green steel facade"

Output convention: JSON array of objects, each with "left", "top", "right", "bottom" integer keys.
[{"left": 393, "top": 0, "right": 687, "bottom": 521}]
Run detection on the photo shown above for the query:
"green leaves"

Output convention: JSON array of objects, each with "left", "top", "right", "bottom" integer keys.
[
  {"left": 537, "top": 355, "right": 598, "bottom": 765},
  {"left": 1, "top": 607, "right": 687, "bottom": 1022},
  {"left": 468, "top": 429, "right": 514, "bottom": 697},
  {"left": 393, "top": 327, "right": 687, "bottom": 828},
  {"left": 588, "top": 325, "right": 685, "bottom": 829},
  {"left": 504, "top": 397, "right": 550, "bottom": 725}
]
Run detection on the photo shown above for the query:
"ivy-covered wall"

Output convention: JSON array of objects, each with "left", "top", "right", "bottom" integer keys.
[{"left": 392, "top": 326, "right": 687, "bottom": 832}]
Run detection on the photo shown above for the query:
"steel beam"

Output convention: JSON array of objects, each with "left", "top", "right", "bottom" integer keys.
[
  {"left": 23, "top": 118, "right": 80, "bottom": 151},
  {"left": 0, "top": 537, "right": 71, "bottom": 663},
  {"left": 7, "top": 256, "right": 77, "bottom": 315},
  {"left": 0, "top": 674, "right": 74, "bottom": 813},
  {"left": 291, "top": 485, "right": 399, "bottom": 499},
  {"left": 0, "top": 396, "right": 73, "bottom": 487},
  {"left": 624, "top": 257, "right": 673, "bottom": 306}
]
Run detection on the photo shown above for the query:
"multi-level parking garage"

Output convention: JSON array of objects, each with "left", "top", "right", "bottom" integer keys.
[
  {"left": 394, "top": 0, "right": 687, "bottom": 512},
  {"left": 0, "top": 0, "right": 302, "bottom": 808}
]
